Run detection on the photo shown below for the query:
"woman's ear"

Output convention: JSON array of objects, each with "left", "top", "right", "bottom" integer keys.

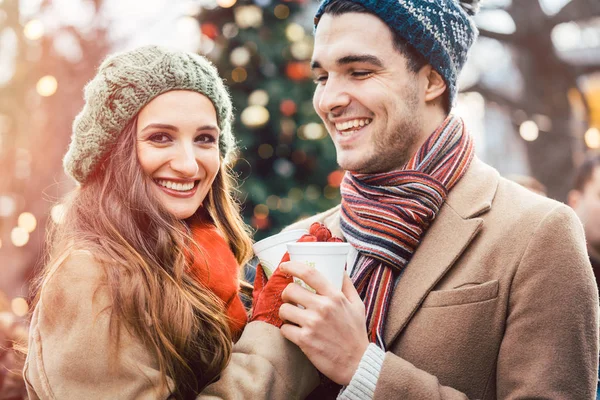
[{"left": 421, "top": 65, "right": 447, "bottom": 103}]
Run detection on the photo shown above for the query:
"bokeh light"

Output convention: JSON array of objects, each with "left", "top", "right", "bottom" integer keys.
[
  {"left": 299, "top": 122, "right": 327, "bottom": 140},
  {"left": 234, "top": 5, "right": 263, "bottom": 28},
  {"left": 18, "top": 212, "right": 37, "bottom": 233},
  {"left": 285, "top": 23, "right": 305, "bottom": 42},
  {"left": 254, "top": 204, "right": 269, "bottom": 218},
  {"left": 519, "top": 120, "right": 539, "bottom": 142},
  {"left": 584, "top": 127, "right": 600, "bottom": 149},
  {"left": 217, "top": 0, "right": 237, "bottom": 8},
  {"left": 36, "top": 75, "right": 58, "bottom": 97},
  {"left": 248, "top": 89, "right": 269, "bottom": 106},
  {"left": 241, "top": 105, "right": 269, "bottom": 128},
  {"left": 274, "top": 4, "right": 290, "bottom": 19},
  {"left": 11, "top": 297, "right": 29, "bottom": 317},
  {"left": 24, "top": 19, "right": 44, "bottom": 40},
  {"left": 11, "top": 227, "right": 29, "bottom": 247},
  {"left": 258, "top": 143, "right": 274, "bottom": 159},
  {"left": 231, "top": 67, "right": 248, "bottom": 83},
  {"left": 50, "top": 203, "right": 66, "bottom": 224},
  {"left": 0, "top": 195, "right": 16, "bottom": 217},
  {"left": 230, "top": 47, "right": 251, "bottom": 66}
]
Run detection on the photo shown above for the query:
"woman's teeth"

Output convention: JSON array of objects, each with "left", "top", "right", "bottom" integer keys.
[
  {"left": 156, "top": 180, "right": 195, "bottom": 192},
  {"left": 335, "top": 119, "right": 371, "bottom": 134}
]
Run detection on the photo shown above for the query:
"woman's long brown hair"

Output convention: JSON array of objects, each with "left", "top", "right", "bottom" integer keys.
[{"left": 34, "top": 117, "right": 253, "bottom": 398}]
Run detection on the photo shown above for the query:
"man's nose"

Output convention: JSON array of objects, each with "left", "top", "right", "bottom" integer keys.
[
  {"left": 316, "top": 78, "right": 351, "bottom": 115},
  {"left": 170, "top": 144, "right": 199, "bottom": 177}
]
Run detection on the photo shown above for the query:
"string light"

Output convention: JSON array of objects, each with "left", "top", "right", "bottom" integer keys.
[
  {"left": 519, "top": 120, "right": 539, "bottom": 142},
  {"left": 266, "top": 195, "right": 280, "bottom": 210},
  {"left": 288, "top": 188, "right": 303, "bottom": 201},
  {"left": 217, "top": 0, "right": 237, "bottom": 8},
  {"left": 18, "top": 212, "right": 37, "bottom": 233},
  {"left": 584, "top": 127, "right": 600, "bottom": 149},
  {"left": 231, "top": 67, "right": 248, "bottom": 83},
  {"left": 274, "top": 4, "right": 290, "bottom": 19},
  {"left": 11, "top": 297, "right": 29, "bottom": 317},
  {"left": 24, "top": 19, "right": 44, "bottom": 40},
  {"left": 241, "top": 105, "right": 270, "bottom": 128},
  {"left": 258, "top": 143, "right": 274, "bottom": 159},
  {"left": 254, "top": 204, "right": 269, "bottom": 218},
  {"left": 230, "top": 47, "right": 251, "bottom": 67},
  {"left": 285, "top": 23, "right": 305, "bottom": 42},
  {"left": 234, "top": 5, "right": 263, "bottom": 28},
  {"left": 36, "top": 75, "right": 58, "bottom": 97},
  {"left": 299, "top": 123, "right": 327, "bottom": 140},
  {"left": 11, "top": 227, "right": 29, "bottom": 247},
  {"left": 248, "top": 90, "right": 269, "bottom": 106}
]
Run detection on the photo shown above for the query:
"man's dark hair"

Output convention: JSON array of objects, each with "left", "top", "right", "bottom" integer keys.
[
  {"left": 572, "top": 154, "right": 600, "bottom": 192},
  {"left": 317, "top": 0, "right": 449, "bottom": 112}
]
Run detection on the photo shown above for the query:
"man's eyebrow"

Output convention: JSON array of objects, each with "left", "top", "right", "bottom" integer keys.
[
  {"left": 337, "top": 55, "right": 383, "bottom": 67},
  {"left": 310, "top": 55, "right": 384, "bottom": 70}
]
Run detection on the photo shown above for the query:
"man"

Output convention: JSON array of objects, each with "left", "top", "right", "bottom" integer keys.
[
  {"left": 274, "top": 0, "right": 598, "bottom": 398},
  {"left": 569, "top": 155, "right": 600, "bottom": 288},
  {"left": 202, "top": 0, "right": 598, "bottom": 398}
]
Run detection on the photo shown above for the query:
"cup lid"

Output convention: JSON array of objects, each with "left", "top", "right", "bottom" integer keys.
[
  {"left": 252, "top": 229, "right": 308, "bottom": 253},
  {"left": 286, "top": 241, "right": 352, "bottom": 255}
]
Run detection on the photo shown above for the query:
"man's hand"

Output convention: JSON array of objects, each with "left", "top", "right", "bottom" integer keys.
[{"left": 278, "top": 261, "right": 370, "bottom": 385}]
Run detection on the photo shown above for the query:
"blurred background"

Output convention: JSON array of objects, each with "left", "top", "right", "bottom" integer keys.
[{"left": 0, "top": 0, "right": 599, "bottom": 360}]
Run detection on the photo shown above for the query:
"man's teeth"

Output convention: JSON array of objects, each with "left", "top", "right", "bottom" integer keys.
[
  {"left": 156, "top": 180, "right": 195, "bottom": 192},
  {"left": 335, "top": 119, "right": 371, "bottom": 132}
]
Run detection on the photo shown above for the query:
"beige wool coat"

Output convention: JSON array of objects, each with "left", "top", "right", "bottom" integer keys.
[
  {"left": 25, "top": 158, "right": 599, "bottom": 399},
  {"left": 205, "top": 158, "right": 600, "bottom": 399}
]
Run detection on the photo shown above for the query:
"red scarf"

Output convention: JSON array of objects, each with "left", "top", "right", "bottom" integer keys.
[{"left": 189, "top": 219, "right": 247, "bottom": 339}]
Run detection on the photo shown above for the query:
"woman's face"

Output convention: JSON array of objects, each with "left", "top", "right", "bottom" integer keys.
[{"left": 136, "top": 90, "right": 221, "bottom": 220}]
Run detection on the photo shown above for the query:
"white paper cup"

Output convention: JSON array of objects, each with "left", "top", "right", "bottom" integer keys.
[
  {"left": 286, "top": 242, "right": 352, "bottom": 292},
  {"left": 252, "top": 229, "right": 308, "bottom": 278}
]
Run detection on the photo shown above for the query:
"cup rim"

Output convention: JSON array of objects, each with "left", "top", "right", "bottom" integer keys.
[
  {"left": 252, "top": 229, "right": 308, "bottom": 253},
  {"left": 286, "top": 241, "right": 351, "bottom": 255}
]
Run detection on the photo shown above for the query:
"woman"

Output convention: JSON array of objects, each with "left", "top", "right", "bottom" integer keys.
[{"left": 23, "top": 45, "right": 253, "bottom": 399}]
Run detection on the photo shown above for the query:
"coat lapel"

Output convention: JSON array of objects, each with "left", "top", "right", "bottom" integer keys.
[{"left": 382, "top": 158, "right": 499, "bottom": 346}]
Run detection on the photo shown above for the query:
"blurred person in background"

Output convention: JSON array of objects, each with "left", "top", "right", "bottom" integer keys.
[
  {"left": 23, "top": 45, "right": 258, "bottom": 399},
  {"left": 212, "top": 0, "right": 599, "bottom": 398},
  {"left": 569, "top": 155, "right": 600, "bottom": 287}
]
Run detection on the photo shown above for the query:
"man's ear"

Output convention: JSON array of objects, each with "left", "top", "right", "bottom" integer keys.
[
  {"left": 567, "top": 189, "right": 581, "bottom": 209},
  {"left": 421, "top": 65, "right": 447, "bottom": 103}
]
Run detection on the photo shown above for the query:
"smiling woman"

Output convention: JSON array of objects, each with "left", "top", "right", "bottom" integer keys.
[{"left": 23, "top": 46, "right": 253, "bottom": 399}]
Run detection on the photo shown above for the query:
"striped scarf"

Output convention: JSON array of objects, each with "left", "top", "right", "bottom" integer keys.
[{"left": 340, "top": 115, "right": 474, "bottom": 348}]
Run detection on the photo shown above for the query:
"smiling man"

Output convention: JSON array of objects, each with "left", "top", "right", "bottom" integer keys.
[{"left": 271, "top": 0, "right": 600, "bottom": 398}]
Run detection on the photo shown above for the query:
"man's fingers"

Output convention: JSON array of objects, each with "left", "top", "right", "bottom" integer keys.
[
  {"left": 279, "top": 261, "right": 336, "bottom": 296},
  {"left": 281, "top": 281, "right": 318, "bottom": 309},
  {"left": 342, "top": 273, "right": 362, "bottom": 304},
  {"left": 280, "top": 322, "right": 303, "bottom": 345},
  {"left": 278, "top": 302, "right": 305, "bottom": 326}
]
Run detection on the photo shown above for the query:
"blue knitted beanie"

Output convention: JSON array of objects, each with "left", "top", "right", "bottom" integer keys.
[{"left": 315, "top": 0, "right": 479, "bottom": 107}]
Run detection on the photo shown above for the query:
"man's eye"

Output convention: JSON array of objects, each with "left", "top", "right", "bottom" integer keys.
[
  {"left": 313, "top": 75, "right": 328, "bottom": 85},
  {"left": 352, "top": 71, "right": 373, "bottom": 78},
  {"left": 149, "top": 133, "right": 171, "bottom": 143}
]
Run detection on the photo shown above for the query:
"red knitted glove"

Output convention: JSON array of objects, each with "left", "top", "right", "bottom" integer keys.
[{"left": 250, "top": 223, "right": 341, "bottom": 327}]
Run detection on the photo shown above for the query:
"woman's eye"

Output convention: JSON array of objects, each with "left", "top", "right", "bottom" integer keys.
[
  {"left": 196, "top": 134, "right": 217, "bottom": 144},
  {"left": 149, "top": 133, "right": 171, "bottom": 143}
]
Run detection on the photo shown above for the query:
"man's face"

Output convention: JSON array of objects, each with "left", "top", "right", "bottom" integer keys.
[
  {"left": 570, "top": 166, "right": 600, "bottom": 258},
  {"left": 311, "top": 12, "right": 426, "bottom": 174}
]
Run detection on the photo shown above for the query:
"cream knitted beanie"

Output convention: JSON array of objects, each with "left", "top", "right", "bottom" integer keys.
[{"left": 64, "top": 45, "right": 235, "bottom": 184}]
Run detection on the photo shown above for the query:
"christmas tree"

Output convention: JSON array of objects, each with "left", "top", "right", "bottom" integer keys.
[{"left": 196, "top": 0, "right": 342, "bottom": 240}]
